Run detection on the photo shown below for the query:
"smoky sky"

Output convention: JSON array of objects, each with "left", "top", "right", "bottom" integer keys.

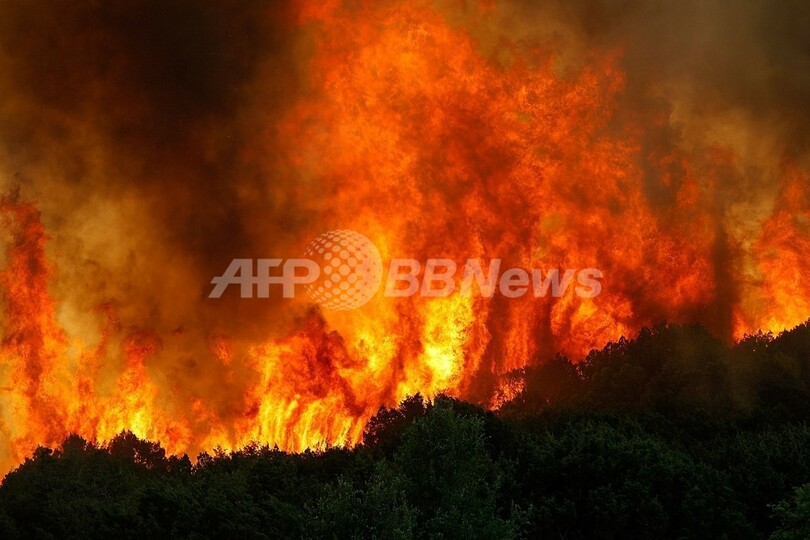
[
  {"left": 0, "top": 0, "right": 314, "bottom": 341},
  {"left": 0, "top": 0, "right": 808, "bottom": 459},
  {"left": 566, "top": 0, "right": 810, "bottom": 146},
  {"left": 0, "top": 0, "right": 301, "bottom": 257},
  {"left": 0, "top": 0, "right": 808, "bottom": 340}
]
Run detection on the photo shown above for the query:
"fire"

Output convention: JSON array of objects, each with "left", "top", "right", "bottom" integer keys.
[{"left": 0, "top": 0, "right": 808, "bottom": 473}]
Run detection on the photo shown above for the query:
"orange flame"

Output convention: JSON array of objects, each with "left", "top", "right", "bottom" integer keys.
[{"left": 0, "top": 0, "right": 808, "bottom": 473}]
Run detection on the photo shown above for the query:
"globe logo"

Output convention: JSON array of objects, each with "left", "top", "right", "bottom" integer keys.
[{"left": 304, "top": 230, "right": 383, "bottom": 310}]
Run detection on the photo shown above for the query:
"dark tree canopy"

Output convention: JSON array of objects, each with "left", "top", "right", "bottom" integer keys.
[{"left": 3, "top": 321, "right": 810, "bottom": 538}]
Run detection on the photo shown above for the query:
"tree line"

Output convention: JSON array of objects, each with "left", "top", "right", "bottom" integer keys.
[{"left": 3, "top": 322, "right": 810, "bottom": 538}]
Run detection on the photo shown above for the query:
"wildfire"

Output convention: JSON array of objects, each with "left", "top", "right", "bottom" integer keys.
[{"left": 0, "top": 0, "right": 807, "bottom": 473}]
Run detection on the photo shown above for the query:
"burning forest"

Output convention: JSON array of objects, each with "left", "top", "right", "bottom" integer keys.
[{"left": 0, "top": 0, "right": 808, "bottom": 485}]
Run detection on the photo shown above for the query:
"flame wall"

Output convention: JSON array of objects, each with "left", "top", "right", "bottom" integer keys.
[{"left": 0, "top": 0, "right": 808, "bottom": 472}]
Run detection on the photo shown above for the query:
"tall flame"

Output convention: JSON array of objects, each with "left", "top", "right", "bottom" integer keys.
[{"left": 0, "top": 0, "right": 808, "bottom": 473}]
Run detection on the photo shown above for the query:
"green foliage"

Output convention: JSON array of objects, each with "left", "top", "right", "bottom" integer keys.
[
  {"left": 308, "top": 464, "right": 416, "bottom": 539},
  {"left": 770, "top": 483, "right": 810, "bottom": 540},
  {"left": 393, "top": 398, "right": 524, "bottom": 538},
  {"left": 363, "top": 394, "right": 428, "bottom": 456},
  {"left": 578, "top": 323, "right": 732, "bottom": 412},
  {"left": 516, "top": 419, "right": 752, "bottom": 538},
  {"left": 2, "top": 321, "right": 810, "bottom": 538}
]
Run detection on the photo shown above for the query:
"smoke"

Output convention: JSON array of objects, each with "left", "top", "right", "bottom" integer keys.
[
  {"left": 0, "top": 1, "right": 321, "bottom": 462},
  {"left": 478, "top": 0, "right": 810, "bottom": 340},
  {"left": 0, "top": 1, "right": 312, "bottom": 342},
  {"left": 0, "top": 0, "right": 808, "bottom": 465},
  {"left": 1, "top": 0, "right": 808, "bottom": 337}
]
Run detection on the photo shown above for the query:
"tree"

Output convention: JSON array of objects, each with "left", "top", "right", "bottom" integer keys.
[
  {"left": 771, "top": 483, "right": 810, "bottom": 540},
  {"left": 394, "top": 397, "right": 524, "bottom": 539}
]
